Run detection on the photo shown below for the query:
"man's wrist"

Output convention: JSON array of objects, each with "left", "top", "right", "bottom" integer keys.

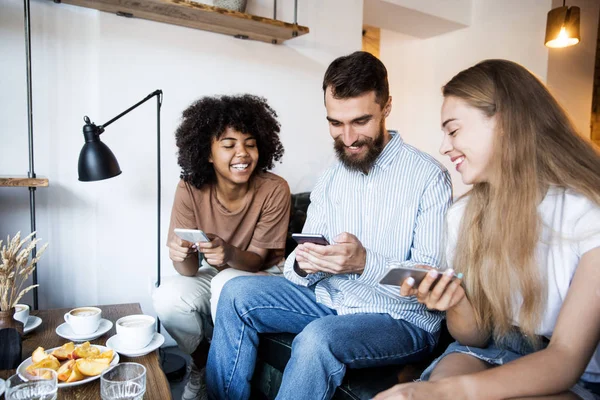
[
  {"left": 293, "top": 260, "right": 308, "bottom": 277},
  {"left": 359, "top": 246, "right": 367, "bottom": 272},
  {"left": 354, "top": 246, "right": 368, "bottom": 274}
]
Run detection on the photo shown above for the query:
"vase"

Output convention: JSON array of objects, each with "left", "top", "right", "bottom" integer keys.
[
  {"left": 0, "top": 308, "right": 24, "bottom": 369},
  {"left": 213, "top": 0, "right": 248, "bottom": 13},
  {"left": 0, "top": 308, "right": 24, "bottom": 334}
]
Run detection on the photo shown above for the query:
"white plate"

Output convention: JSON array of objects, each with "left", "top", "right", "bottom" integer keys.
[
  {"left": 23, "top": 315, "right": 42, "bottom": 334},
  {"left": 106, "top": 332, "right": 164, "bottom": 357},
  {"left": 55, "top": 319, "right": 113, "bottom": 342},
  {"left": 17, "top": 344, "right": 119, "bottom": 388},
  {"left": 0, "top": 378, "right": 5, "bottom": 397}
]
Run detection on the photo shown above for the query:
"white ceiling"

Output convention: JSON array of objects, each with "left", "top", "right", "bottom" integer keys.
[{"left": 363, "top": 0, "right": 472, "bottom": 38}]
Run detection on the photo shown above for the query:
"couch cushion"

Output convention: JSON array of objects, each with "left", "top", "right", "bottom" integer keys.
[{"left": 285, "top": 192, "right": 311, "bottom": 257}]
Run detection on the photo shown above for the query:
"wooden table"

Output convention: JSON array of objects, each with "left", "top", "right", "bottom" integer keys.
[{"left": 0, "top": 303, "right": 172, "bottom": 399}]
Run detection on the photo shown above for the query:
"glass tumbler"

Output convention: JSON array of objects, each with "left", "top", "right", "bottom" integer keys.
[
  {"left": 6, "top": 368, "right": 57, "bottom": 400},
  {"left": 100, "top": 363, "right": 146, "bottom": 400}
]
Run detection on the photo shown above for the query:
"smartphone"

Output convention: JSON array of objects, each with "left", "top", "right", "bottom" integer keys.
[
  {"left": 379, "top": 266, "right": 457, "bottom": 288},
  {"left": 292, "top": 233, "right": 330, "bottom": 246},
  {"left": 174, "top": 228, "right": 210, "bottom": 244}
]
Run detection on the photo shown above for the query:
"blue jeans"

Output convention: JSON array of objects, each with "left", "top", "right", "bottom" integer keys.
[{"left": 206, "top": 276, "right": 438, "bottom": 400}]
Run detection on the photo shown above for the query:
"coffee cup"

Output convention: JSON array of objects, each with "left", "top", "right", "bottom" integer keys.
[
  {"left": 115, "top": 314, "right": 156, "bottom": 350},
  {"left": 13, "top": 303, "right": 29, "bottom": 325},
  {"left": 64, "top": 307, "right": 102, "bottom": 335}
]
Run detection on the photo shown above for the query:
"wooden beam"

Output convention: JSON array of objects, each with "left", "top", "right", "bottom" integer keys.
[
  {"left": 0, "top": 177, "right": 49, "bottom": 188},
  {"left": 362, "top": 24, "right": 380, "bottom": 59},
  {"left": 55, "top": 0, "right": 309, "bottom": 44}
]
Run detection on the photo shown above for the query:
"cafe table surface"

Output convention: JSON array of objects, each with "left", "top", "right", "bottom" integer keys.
[{"left": 0, "top": 303, "right": 172, "bottom": 400}]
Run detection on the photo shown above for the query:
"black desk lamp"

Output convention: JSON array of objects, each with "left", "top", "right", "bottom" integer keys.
[{"left": 77, "top": 89, "right": 186, "bottom": 381}]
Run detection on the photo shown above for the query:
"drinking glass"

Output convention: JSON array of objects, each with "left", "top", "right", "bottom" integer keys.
[
  {"left": 100, "top": 363, "right": 146, "bottom": 400},
  {"left": 6, "top": 368, "right": 57, "bottom": 400}
]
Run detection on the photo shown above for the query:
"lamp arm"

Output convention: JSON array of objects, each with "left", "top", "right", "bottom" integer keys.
[{"left": 99, "top": 89, "right": 163, "bottom": 131}]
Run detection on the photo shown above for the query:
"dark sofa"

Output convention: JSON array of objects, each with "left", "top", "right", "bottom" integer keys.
[{"left": 250, "top": 193, "right": 452, "bottom": 399}]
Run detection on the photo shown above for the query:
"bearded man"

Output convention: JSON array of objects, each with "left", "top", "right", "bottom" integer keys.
[{"left": 206, "top": 51, "right": 453, "bottom": 400}]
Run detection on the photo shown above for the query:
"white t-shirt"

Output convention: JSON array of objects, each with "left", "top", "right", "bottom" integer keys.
[{"left": 446, "top": 187, "right": 600, "bottom": 382}]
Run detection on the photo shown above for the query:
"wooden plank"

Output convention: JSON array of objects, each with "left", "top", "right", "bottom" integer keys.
[
  {"left": 0, "top": 177, "right": 49, "bottom": 187},
  {"left": 362, "top": 24, "right": 380, "bottom": 59},
  {"left": 0, "top": 303, "right": 172, "bottom": 400},
  {"left": 55, "top": 0, "right": 309, "bottom": 44}
]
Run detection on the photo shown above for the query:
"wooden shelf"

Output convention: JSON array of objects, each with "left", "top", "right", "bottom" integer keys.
[
  {"left": 0, "top": 177, "right": 49, "bottom": 188},
  {"left": 54, "top": 0, "right": 310, "bottom": 44}
]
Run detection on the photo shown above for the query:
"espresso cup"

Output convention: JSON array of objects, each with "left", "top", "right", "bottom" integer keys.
[
  {"left": 64, "top": 307, "right": 102, "bottom": 335},
  {"left": 13, "top": 303, "right": 30, "bottom": 325},
  {"left": 115, "top": 314, "right": 156, "bottom": 350}
]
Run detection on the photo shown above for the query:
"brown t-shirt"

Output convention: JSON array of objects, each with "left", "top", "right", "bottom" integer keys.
[{"left": 167, "top": 172, "right": 291, "bottom": 269}]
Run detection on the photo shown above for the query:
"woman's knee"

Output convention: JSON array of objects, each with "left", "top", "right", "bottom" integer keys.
[
  {"left": 428, "top": 353, "right": 490, "bottom": 382},
  {"left": 152, "top": 277, "right": 180, "bottom": 315},
  {"left": 152, "top": 273, "right": 212, "bottom": 316}
]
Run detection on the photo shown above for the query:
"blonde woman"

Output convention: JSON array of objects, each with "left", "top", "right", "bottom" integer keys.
[{"left": 375, "top": 60, "right": 600, "bottom": 400}]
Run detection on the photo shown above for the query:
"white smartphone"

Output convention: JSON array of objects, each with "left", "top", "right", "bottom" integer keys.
[
  {"left": 292, "top": 233, "right": 330, "bottom": 246},
  {"left": 174, "top": 228, "right": 210, "bottom": 244},
  {"left": 379, "top": 266, "right": 457, "bottom": 288}
]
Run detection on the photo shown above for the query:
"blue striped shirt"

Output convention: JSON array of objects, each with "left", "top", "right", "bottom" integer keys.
[{"left": 284, "top": 132, "right": 453, "bottom": 333}]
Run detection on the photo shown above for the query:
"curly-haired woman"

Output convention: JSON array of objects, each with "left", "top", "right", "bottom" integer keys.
[{"left": 152, "top": 94, "right": 290, "bottom": 400}]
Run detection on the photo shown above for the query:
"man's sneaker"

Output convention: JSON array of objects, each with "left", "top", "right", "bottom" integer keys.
[{"left": 182, "top": 361, "right": 207, "bottom": 400}]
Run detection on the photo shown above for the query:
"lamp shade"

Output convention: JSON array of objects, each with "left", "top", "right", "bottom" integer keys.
[
  {"left": 545, "top": 6, "right": 580, "bottom": 48},
  {"left": 78, "top": 116, "right": 122, "bottom": 181},
  {"left": 78, "top": 141, "right": 122, "bottom": 181}
]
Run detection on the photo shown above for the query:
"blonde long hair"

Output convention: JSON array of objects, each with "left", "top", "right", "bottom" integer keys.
[{"left": 444, "top": 60, "right": 600, "bottom": 343}]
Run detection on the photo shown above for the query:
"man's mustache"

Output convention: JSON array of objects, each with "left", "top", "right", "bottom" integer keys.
[{"left": 335, "top": 138, "right": 373, "bottom": 148}]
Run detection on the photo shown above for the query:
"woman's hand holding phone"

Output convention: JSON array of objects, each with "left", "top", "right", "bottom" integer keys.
[
  {"left": 168, "top": 235, "right": 198, "bottom": 263},
  {"left": 400, "top": 266, "right": 465, "bottom": 311},
  {"left": 196, "top": 234, "right": 232, "bottom": 269}
]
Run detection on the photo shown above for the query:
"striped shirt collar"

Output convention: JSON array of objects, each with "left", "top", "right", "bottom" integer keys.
[{"left": 374, "top": 130, "right": 403, "bottom": 171}]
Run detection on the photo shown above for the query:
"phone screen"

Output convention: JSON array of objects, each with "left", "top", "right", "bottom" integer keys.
[
  {"left": 174, "top": 228, "right": 210, "bottom": 243},
  {"left": 379, "top": 267, "right": 444, "bottom": 288},
  {"left": 292, "top": 233, "right": 330, "bottom": 246}
]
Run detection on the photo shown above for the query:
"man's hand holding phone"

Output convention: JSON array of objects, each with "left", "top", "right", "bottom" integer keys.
[
  {"left": 399, "top": 266, "right": 465, "bottom": 311},
  {"left": 295, "top": 232, "right": 367, "bottom": 275}
]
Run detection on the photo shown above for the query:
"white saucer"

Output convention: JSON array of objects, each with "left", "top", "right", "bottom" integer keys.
[
  {"left": 106, "top": 332, "right": 164, "bottom": 357},
  {"left": 0, "top": 378, "right": 5, "bottom": 397},
  {"left": 55, "top": 318, "right": 113, "bottom": 341},
  {"left": 23, "top": 315, "right": 42, "bottom": 334}
]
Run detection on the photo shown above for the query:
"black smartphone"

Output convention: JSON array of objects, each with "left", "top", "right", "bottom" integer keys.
[
  {"left": 291, "top": 233, "right": 330, "bottom": 246},
  {"left": 379, "top": 266, "right": 457, "bottom": 288}
]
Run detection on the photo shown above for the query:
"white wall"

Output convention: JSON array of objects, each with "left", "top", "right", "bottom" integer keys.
[
  {"left": 0, "top": 0, "right": 362, "bottom": 320},
  {"left": 547, "top": 0, "right": 600, "bottom": 139},
  {"left": 380, "top": 0, "right": 552, "bottom": 197}
]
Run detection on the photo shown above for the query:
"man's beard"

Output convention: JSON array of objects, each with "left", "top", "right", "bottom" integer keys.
[{"left": 334, "top": 125, "right": 385, "bottom": 173}]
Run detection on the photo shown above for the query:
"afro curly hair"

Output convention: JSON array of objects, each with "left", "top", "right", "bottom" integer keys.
[{"left": 175, "top": 94, "right": 284, "bottom": 189}]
